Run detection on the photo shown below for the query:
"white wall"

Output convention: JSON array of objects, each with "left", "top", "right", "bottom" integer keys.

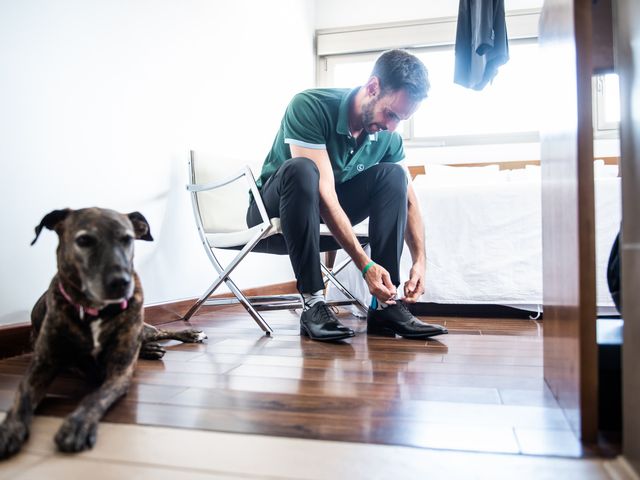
[
  {"left": 0, "top": 0, "right": 316, "bottom": 325},
  {"left": 315, "top": 0, "right": 544, "bottom": 30}
]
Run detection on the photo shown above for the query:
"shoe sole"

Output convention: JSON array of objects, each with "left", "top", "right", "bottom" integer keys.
[
  {"left": 367, "top": 325, "right": 449, "bottom": 339},
  {"left": 300, "top": 325, "right": 355, "bottom": 342}
]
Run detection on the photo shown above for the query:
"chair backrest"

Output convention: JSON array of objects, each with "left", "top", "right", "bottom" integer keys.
[{"left": 188, "top": 151, "right": 256, "bottom": 234}]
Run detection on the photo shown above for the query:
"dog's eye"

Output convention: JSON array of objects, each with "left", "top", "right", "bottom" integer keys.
[
  {"left": 121, "top": 234, "right": 134, "bottom": 245},
  {"left": 75, "top": 235, "right": 96, "bottom": 248}
]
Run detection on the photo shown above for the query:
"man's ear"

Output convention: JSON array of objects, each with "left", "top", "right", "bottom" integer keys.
[
  {"left": 127, "top": 212, "right": 153, "bottom": 241},
  {"left": 31, "top": 209, "right": 72, "bottom": 245},
  {"left": 366, "top": 76, "right": 381, "bottom": 97}
]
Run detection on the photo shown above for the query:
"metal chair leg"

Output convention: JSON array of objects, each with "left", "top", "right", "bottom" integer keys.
[
  {"left": 182, "top": 270, "right": 229, "bottom": 322},
  {"left": 183, "top": 228, "right": 270, "bottom": 322},
  {"left": 224, "top": 278, "right": 274, "bottom": 335},
  {"left": 321, "top": 263, "right": 368, "bottom": 314}
]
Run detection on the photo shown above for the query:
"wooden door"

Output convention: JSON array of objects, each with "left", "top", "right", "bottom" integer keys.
[
  {"left": 539, "top": 0, "right": 598, "bottom": 443},
  {"left": 615, "top": 0, "right": 640, "bottom": 471}
]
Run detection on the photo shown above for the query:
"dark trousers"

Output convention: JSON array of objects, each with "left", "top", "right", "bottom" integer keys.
[{"left": 246, "top": 157, "right": 408, "bottom": 294}]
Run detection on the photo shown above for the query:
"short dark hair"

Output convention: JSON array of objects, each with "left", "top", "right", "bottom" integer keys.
[{"left": 370, "top": 49, "right": 430, "bottom": 101}]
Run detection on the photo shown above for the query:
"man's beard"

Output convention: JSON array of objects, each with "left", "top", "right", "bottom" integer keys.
[{"left": 361, "top": 97, "right": 379, "bottom": 134}]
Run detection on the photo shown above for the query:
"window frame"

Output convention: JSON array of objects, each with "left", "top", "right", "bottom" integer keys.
[{"left": 593, "top": 73, "right": 620, "bottom": 139}]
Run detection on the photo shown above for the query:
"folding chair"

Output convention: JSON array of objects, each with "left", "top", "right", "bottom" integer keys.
[{"left": 183, "top": 150, "right": 369, "bottom": 335}]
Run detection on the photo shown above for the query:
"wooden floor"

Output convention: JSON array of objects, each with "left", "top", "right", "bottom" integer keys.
[{"left": 0, "top": 306, "right": 590, "bottom": 457}]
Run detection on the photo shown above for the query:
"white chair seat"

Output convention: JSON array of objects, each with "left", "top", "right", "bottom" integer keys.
[
  {"left": 206, "top": 218, "right": 368, "bottom": 249},
  {"left": 206, "top": 218, "right": 282, "bottom": 249}
]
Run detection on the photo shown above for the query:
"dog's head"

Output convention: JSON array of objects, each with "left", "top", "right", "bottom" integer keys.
[{"left": 32, "top": 208, "right": 153, "bottom": 305}]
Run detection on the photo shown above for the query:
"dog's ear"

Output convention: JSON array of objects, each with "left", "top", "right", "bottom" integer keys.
[
  {"left": 127, "top": 212, "right": 153, "bottom": 241},
  {"left": 31, "top": 209, "right": 72, "bottom": 245}
]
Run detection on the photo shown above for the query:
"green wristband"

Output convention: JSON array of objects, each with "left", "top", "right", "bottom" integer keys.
[{"left": 362, "top": 261, "right": 376, "bottom": 278}]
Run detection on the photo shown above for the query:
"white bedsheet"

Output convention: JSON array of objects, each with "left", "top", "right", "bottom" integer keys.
[{"left": 327, "top": 174, "right": 621, "bottom": 313}]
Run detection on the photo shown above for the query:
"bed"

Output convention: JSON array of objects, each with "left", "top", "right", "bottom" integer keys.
[{"left": 326, "top": 160, "right": 621, "bottom": 317}]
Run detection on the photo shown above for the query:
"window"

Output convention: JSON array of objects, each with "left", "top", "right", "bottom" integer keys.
[
  {"left": 594, "top": 73, "right": 620, "bottom": 134},
  {"left": 413, "top": 42, "right": 541, "bottom": 141}
]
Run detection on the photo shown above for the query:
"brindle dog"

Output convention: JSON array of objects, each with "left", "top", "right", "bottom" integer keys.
[{"left": 0, "top": 208, "right": 207, "bottom": 458}]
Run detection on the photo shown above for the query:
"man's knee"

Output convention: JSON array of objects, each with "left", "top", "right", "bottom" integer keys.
[
  {"left": 280, "top": 157, "right": 320, "bottom": 201},
  {"left": 373, "top": 163, "right": 408, "bottom": 196},
  {"left": 281, "top": 157, "right": 320, "bottom": 182}
]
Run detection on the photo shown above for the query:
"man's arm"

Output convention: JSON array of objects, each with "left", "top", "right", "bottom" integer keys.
[
  {"left": 289, "top": 145, "right": 396, "bottom": 303},
  {"left": 403, "top": 181, "right": 426, "bottom": 302}
]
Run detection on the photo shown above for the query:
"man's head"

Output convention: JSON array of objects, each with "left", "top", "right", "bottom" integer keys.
[{"left": 358, "top": 49, "right": 430, "bottom": 134}]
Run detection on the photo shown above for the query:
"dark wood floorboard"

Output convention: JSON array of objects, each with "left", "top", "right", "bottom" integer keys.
[{"left": 0, "top": 306, "right": 596, "bottom": 457}]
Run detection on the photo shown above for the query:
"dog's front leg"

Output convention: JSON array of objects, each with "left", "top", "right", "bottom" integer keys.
[
  {"left": 54, "top": 359, "right": 135, "bottom": 453},
  {"left": 0, "top": 356, "right": 58, "bottom": 459}
]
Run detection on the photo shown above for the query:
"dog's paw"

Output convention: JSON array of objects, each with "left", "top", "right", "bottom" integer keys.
[
  {"left": 0, "top": 419, "right": 29, "bottom": 460},
  {"left": 176, "top": 329, "right": 208, "bottom": 343},
  {"left": 54, "top": 415, "right": 98, "bottom": 453},
  {"left": 139, "top": 342, "right": 166, "bottom": 360}
]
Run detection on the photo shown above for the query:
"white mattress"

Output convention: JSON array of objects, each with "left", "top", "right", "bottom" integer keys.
[{"left": 327, "top": 172, "right": 621, "bottom": 313}]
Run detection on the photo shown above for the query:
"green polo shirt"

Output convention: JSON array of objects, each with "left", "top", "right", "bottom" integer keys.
[{"left": 256, "top": 87, "right": 405, "bottom": 190}]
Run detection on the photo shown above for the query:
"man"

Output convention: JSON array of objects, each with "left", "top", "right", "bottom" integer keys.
[{"left": 247, "top": 49, "right": 448, "bottom": 342}]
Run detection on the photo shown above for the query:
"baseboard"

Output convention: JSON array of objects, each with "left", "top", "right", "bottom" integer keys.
[
  {"left": 144, "top": 298, "right": 201, "bottom": 326},
  {"left": 0, "top": 322, "right": 32, "bottom": 360},
  {"left": 143, "top": 281, "right": 298, "bottom": 326},
  {"left": 0, "top": 281, "right": 299, "bottom": 360}
]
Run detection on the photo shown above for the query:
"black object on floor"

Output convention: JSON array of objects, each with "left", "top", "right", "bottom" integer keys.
[{"left": 597, "top": 319, "right": 623, "bottom": 432}]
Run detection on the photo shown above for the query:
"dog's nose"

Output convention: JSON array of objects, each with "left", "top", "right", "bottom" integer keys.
[{"left": 105, "top": 272, "right": 132, "bottom": 299}]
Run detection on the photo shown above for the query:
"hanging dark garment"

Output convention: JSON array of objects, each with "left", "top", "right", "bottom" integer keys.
[{"left": 454, "top": 0, "right": 509, "bottom": 91}]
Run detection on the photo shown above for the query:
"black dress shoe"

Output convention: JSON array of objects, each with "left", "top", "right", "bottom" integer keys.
[
  {"left": 367, "top": 301, "right": 448, "bottom": 339},
  {"left": 300, "top": 303, "right": 355, "bottom": 341}
]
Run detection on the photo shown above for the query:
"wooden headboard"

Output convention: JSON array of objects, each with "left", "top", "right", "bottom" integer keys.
[{"left": 408, "top": 156, "right": 620, "bottom": 180}]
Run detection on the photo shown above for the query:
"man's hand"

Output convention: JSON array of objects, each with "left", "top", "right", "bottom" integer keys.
[
  {"left": 403, "top": 262, "right": 425, "bottom": 303},
  {"left": 364, "top": 263, "right": 397, "bottom": 305}
]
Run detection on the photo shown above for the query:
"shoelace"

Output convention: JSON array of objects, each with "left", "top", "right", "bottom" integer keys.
[
  {"left": 394, "top": 301, "right": 421, "bottom": 323},
  {"left": 316, "top": 303, "right": 341, "bottom": 326}
]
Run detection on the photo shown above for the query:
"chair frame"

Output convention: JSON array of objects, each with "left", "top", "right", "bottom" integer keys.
[{"left": 183, "top": 150, "right": 368, "bottom": 335}]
